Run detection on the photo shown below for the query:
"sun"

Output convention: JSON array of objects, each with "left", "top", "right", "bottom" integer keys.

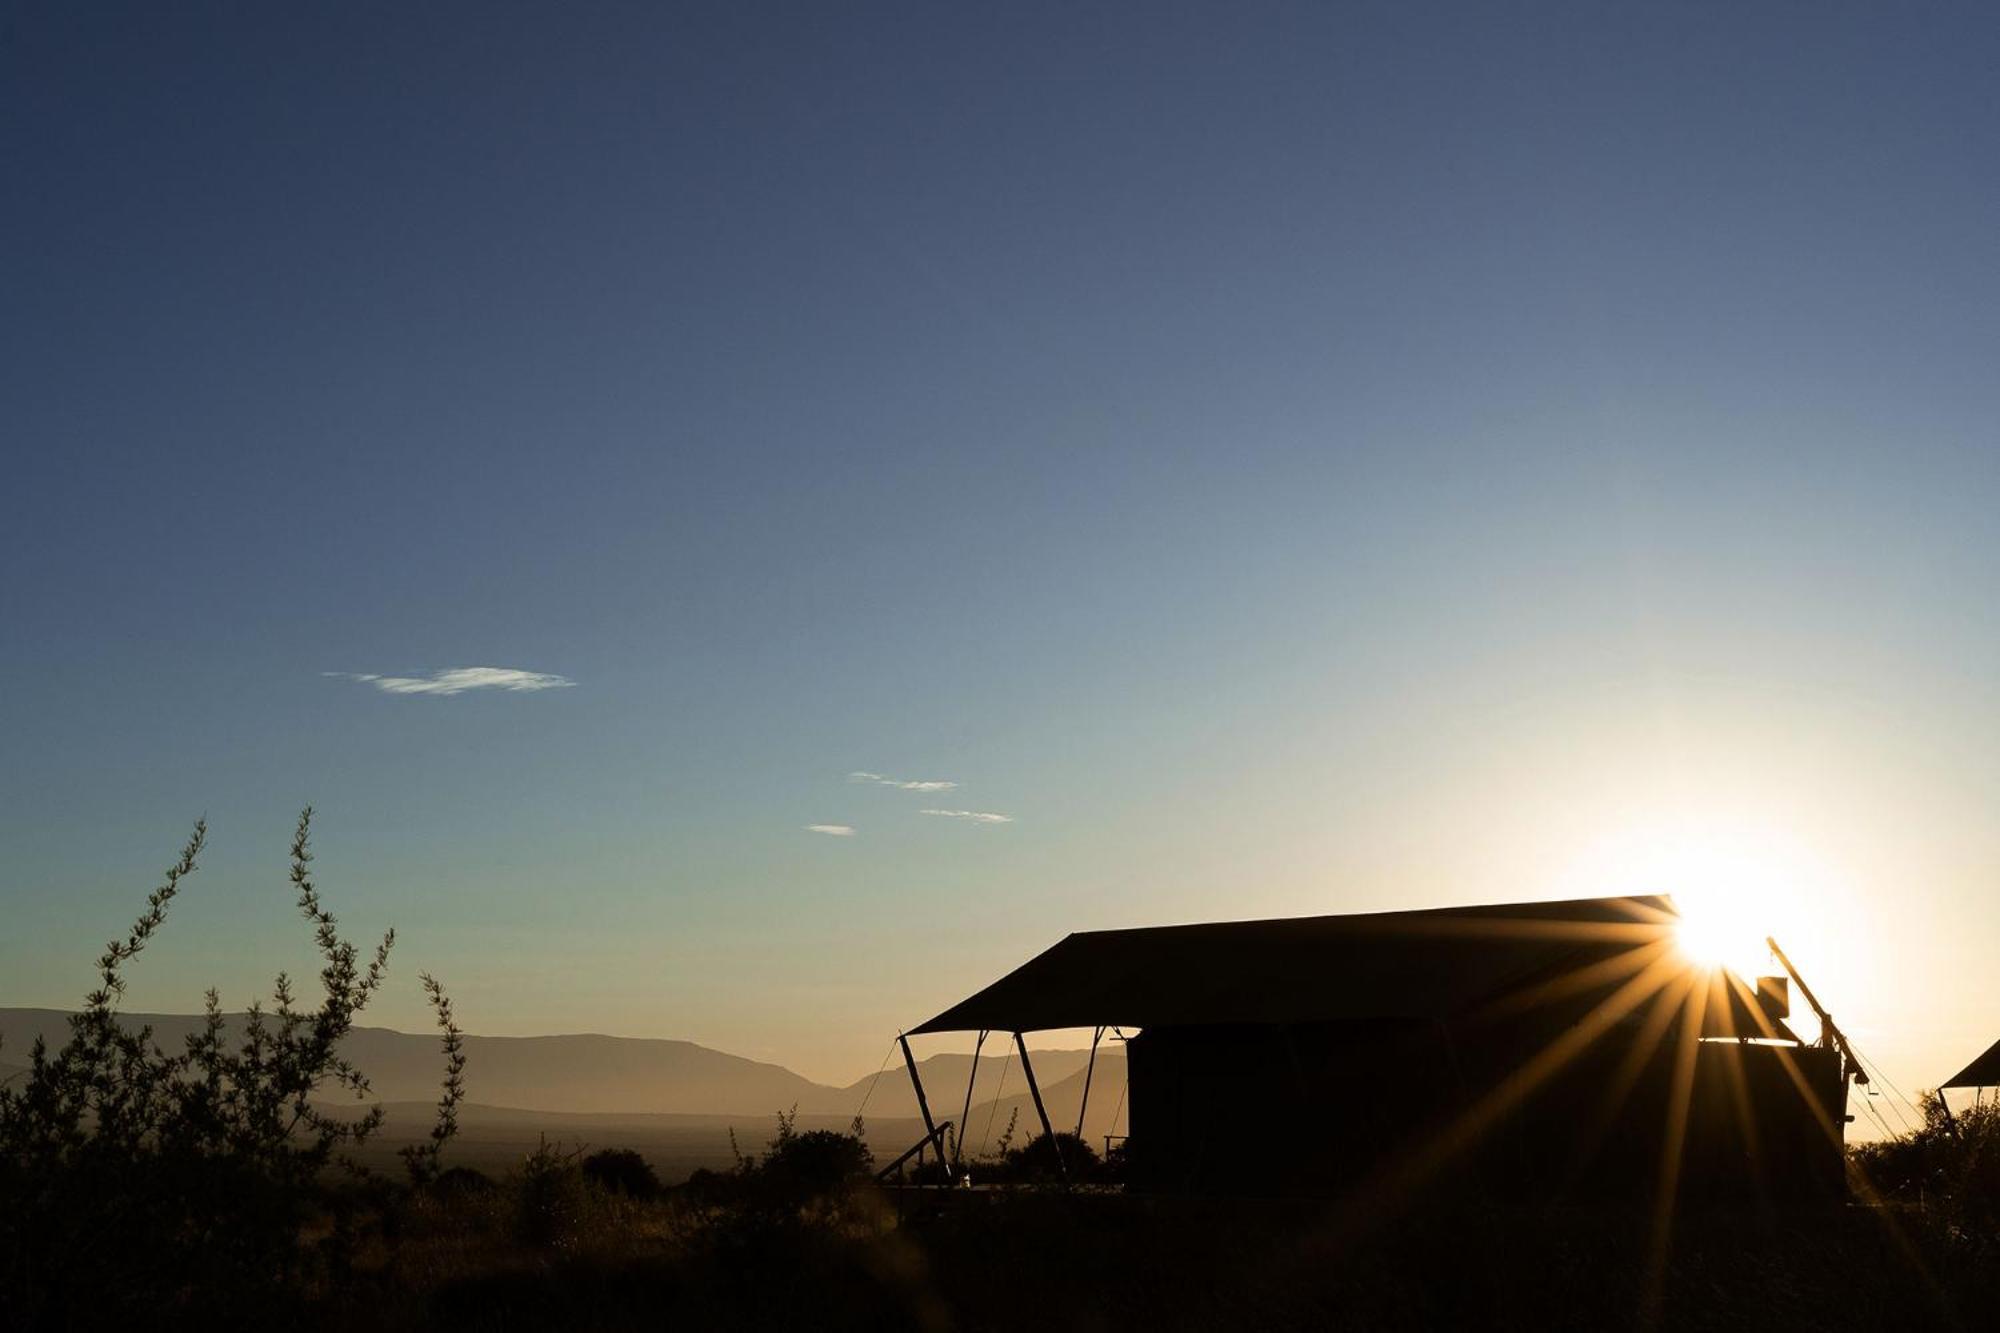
[
  {"left": 1556, "top": 818, "right": 1832, "bottom": 983},
  {"left": 1671, "top": 906, "right": 1739, "bottom": 971}
]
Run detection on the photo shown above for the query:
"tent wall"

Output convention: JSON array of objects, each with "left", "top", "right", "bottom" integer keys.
[{"left": 1125, "top": 1020, "right": 1846, "bottom": 1203}]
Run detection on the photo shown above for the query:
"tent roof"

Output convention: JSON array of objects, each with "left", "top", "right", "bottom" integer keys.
[
  {"left": 912, "top": 894, "right": 1711, "bottom": 1035},
  {"left": 1943, "top": 1038, "right": 2000, "bottom": 1089}
]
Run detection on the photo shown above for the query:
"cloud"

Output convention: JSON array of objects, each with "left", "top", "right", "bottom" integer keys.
[
  {"left": 848, "top": 771, "right": 958, "bottom": 792},
  {"left": 324, "top": 667, "right": 576, "bottom": 697},
  {"left": 919, "top": 809, "right": 1014, "bottom": 824},
  {"left": 805, "top": 824, "right": 857, "bottom": 837}
]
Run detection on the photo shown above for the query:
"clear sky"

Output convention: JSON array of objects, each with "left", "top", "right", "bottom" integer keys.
[{"left": 4, "top": 3, "right": 1997, "bottom": 1094}]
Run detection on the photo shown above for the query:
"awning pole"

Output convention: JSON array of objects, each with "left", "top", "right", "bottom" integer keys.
[
  {"left": 1074, "top": 1025, "right": 1105, "bottom": 1139},
  {"left": 1014, "top": 1031, "right": 1067, "bottom": 1184},
  {"left": 954, "top": 1029, "right": 987, "bottom": 1169},
  {"left": 899, "top": 1032, "right": 952, "bottom": 1181}
]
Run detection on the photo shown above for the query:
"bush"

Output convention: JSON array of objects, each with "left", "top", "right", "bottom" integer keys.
[
  {"left": 430, "top": 1164, "right": 498, "bottom": 1198},
  {"left": 1851, "top": 1092, "right": 2000, "bottom": 1236},
  {"left": 758, "top": 1108, "right": 876, "bottom": 1201},
  {"left": 583, "top": 1147, "right": 663, "bottom": 1200},
  {"left": 0, "top": 811, "right": 462, "bottom": 1321},
  {"left": 516, "top": 1137, "right": 602, "bottom": 1249},
  {"left": 676, "top": 1109, "right": 878, "bottom": 1217},
  {"left": 994, "top": 1130, "right": 1102, "bottom": 1183}
]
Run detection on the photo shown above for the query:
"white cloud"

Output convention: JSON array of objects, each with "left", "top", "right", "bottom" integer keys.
[
  {"left": 848, "top": 771, "right": 958, "bottom": 792},
  {"left": 324, "top": 667, "right": 576, "bottom": 697},
  {"left": 806, "top": 824, "right": 857, "bottom": 837},
  {"left": 919, "top": 809, "right": 1014, "bottom": 824}
]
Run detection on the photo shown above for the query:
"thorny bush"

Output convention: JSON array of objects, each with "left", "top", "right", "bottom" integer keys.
[{"left": 0, "top": 810, "right": 464, "bottom": 1323}]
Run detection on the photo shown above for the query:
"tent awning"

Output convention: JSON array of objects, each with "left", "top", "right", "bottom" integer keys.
[{"left": 1942, "top": 1038, "right": 2000, "bottom": 1089}]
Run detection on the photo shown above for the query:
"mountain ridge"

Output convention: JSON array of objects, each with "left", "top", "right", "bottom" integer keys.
[{"left": 0, "top": 1008, "right": 1123, "bottom": 1125}]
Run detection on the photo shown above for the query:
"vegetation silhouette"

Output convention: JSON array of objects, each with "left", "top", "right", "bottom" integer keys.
[
  {"left": 583, "top": 1146, "right": 665, "bottom": 1200},
  {"left": 1851, "top": 1092, "right": 2000, "bottom": 1237},
  {"left": 0, "top": 811, "right": 463, "bottom": 1322}
]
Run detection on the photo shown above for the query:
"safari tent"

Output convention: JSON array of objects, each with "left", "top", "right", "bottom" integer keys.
[{"left": 903, "top": 895, "right": 1854, "bottom": 1202}]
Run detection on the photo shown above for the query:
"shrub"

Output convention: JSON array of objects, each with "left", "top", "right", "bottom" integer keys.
[
  {"left": 681, "top": 1109, "right": 879, "bottom": 1215},
  {"left": 1851, "top": 1092, "right": 2000, "bottom": 1236},
  {"left": 515, "top": 1136, "right": 600, "bottom": 1249},
  {"left": 0, "top": 810, "right": 462, "bottom": 1321},
  {"left": 755, "top": 1106, "right": 875, "bottom": 1203},
  {"left": 583, "top": 1147, "right": 663, "bottom": 1200},
  {"left": 1004, "top": 1131, "right": 1101, "bottom": 1183},
  {"left": 430, "top": 1164, "right": 498, "bottom": 1198}
]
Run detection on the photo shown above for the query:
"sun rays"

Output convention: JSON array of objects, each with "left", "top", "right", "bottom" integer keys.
[{"left": 1309, "top": 897, "right": 1859, "bottom": 1322}]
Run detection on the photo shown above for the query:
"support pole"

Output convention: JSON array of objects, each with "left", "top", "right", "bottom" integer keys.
[
  {"left": 954, "top": 1029, "right": 987, "bottom": 1170},
  {"left": 1767, "top": 936, "right": 1868, "bottom": 1086},
  {"left": 1015, "top": 1031, "right": 1067, "bottom": 1183},
  {"left": 899, "top": 1033, "right": 952, "bottom": 1181},
  {"left": 1074, "top": 1025, "right": 1105, "bottom": 1139}
]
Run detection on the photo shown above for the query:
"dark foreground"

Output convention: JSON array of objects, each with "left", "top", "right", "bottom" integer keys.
[{"left": 313, "top": 1186, "right": 1989, "bottom": 1333}]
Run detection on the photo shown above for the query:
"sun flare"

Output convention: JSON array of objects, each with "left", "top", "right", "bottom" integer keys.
[
  {"left": 1556, "top": 818, "right": 1839, "bottom": 987},
  {"left": 1672, "top": 908, "right": 1738, "bottom": 971}
]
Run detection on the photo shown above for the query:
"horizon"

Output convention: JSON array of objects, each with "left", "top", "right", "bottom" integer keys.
[{"left": 8, "top": 1, "right": 1999, "bottom": 1114}]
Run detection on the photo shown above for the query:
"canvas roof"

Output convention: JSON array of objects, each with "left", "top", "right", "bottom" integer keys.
[
  {"left": 911, "top": 894, "right": 1788, "bottom": 1038},
  {"left": 1942, "top": 1038, "right": 2000, "bottom": 1089}
]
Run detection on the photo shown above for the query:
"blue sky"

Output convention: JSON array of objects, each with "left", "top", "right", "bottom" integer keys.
[{"left": 5, "top": 3, "right": 1998, "bottom": 1085}]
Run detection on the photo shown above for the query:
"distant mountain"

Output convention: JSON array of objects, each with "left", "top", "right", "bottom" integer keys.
[
  {"left": 0, "top": 1009, "right": 828, "bottom": 1114},
  {"left": 0, "top": 1010, "right": 1127, "bottom": 1133}
]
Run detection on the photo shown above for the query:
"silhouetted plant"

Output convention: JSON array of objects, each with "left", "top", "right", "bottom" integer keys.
[
  {"left": 756, "top": 1109, "right": 875, "bottom": 1201},
  {"left": 583, "top": 1146, "right": 663, "bottom": 1199},
  {"left": 0, "top": 810, "right": 463, "bottom": 1321},
  {"left": 1852, "top": 1092, "right": 2000, "bottom": 1239},
  {"left": 515, "top": 1135, "right": 598, "bottom": 1248},
  {"left": 400, "top": 970, "right": 466, "bottom": 1186},
  {"left": 1004, "top": 1130, "right": 1100, "bottom": 1182},
  {"left": 429, "top": 1164, "right": 497, "bottom": 1197},
  {"left": 992, "top": 1105, "right": 1021, "bottom": 1158}
]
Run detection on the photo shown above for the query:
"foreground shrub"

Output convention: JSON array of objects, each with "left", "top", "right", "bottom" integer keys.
[{"left": 0, "top": 810, "right": 461, "bottom": 1321}]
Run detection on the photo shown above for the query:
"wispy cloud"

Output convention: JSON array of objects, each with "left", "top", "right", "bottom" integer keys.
[
  {"left": 919, "top": 809, "right": 1014, "bottom": 824},
  {"left": 324, "top": 667, "right": 576, "bottom": 697},
  {"left": 805, "top": 824, "right": 857, "bottom": 837},
  {"left": 849, "top": 771, "right": 958, "bottom": 792}
]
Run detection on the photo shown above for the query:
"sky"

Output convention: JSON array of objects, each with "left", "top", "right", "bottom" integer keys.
[{"left": 4, "top": 3, "right": 1998, "bottom": 1097}]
